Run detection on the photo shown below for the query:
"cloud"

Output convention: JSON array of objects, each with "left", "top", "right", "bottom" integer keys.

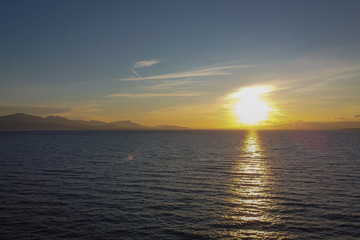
[
  {"left": 147, "top": 80, "right": 199, "bottom": 91},
  {"left": 245, "top": 56, "right": 360, "bottom": 105},
  {"left": 0, "top": 105, "right": 71, "bottom": 115},
  {"left": 133, "top": 59, "right": 160, "bottom": 69},
  {"left": 106, "top": 92, "right": 201, "bottom": 98},
  {"left": 122, "top": 64, "right": 252, "bottom": 81},
  {"left": 354, "top": 114, "right": 360, "bottom": 118}
]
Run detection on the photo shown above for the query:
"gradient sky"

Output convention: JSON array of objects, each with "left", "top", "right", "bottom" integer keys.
[{"left": 1, "top": 0, "right": 360, "bottom": 128}]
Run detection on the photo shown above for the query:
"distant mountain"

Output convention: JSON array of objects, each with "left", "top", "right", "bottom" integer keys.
[
  {"left": 108, "top": 120, "right": 150, "bottom": 129},
  {"left": 0, "top": 113, "right": 160, "bottom": 130},
  {"left": 0, "top": 113, "right": 43, "bottom": 122},
  {"left": 260, "top": 121, "right": 360, "bottom": 130},
  {"left": 45, "top": 115, "right": 73, "bottom": 124},
  {"left": 152, "top": 125, "right": 190, "bottom": 130}
]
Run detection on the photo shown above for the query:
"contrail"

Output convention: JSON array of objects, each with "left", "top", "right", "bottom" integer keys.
[{"left": 129, "top": 67, "right": 144, "bottom": 80}]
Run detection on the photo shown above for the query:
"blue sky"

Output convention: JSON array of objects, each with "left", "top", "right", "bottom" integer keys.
[{"left": 1, "top": 0, "right": 360, "bottom": 128}]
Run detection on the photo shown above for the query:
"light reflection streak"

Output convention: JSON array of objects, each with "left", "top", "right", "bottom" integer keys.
[{"left": 222, "top": 130, "right": 289, "bottom": 239}]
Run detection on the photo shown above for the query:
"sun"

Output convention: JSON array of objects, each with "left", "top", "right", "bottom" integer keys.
[{"left": 229, "top": 86, "right": 274, "bottom": 125}]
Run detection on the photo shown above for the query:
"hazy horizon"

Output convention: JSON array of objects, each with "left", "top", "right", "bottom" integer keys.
[
  {"left": 1, "top": 112, "right": 360, "bottom": 130},
  {"left": 1, "top": 1, "right": 360, "bottom": 129}
]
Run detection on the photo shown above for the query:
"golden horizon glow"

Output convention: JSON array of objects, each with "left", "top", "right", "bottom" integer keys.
[{"left": 229, "top": 86, "right": 274, "bottom": 125}]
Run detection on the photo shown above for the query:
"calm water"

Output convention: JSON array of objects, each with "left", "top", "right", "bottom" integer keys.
[{"left": 0, "top": 130, "right": 359, "bottom": 239}]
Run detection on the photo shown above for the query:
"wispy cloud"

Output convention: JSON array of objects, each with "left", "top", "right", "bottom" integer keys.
[
  {"left": 251, "top": 55, "right": 360, "bottom": 95},
  {"left": 354, "top": 114, "right": 360, "bottom": 118},
  {"left": 122, "top": 64, "right": 252, "bottom": 81},
  {"left": 106, "top": 92, "right": 201, "bottom": 98},
  {"left": 133, "top": 59, "right": 160, "bottom": 69},
  {"left": 145, "top": 80, "right": 201, "bottom": 91}
]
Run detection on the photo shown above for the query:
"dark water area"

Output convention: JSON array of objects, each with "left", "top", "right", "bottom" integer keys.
[{"left": 0, "top": 130, "right": 359, "bottom": 239}]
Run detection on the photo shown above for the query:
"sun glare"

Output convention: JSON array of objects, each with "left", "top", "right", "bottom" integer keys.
[{"left": 229, "top": 86, "right": 273, "bottom": 125}]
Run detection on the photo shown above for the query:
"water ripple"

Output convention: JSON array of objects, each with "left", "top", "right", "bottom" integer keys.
[{"left": 0, "top": 130, "right": 359, "bottom": 239}]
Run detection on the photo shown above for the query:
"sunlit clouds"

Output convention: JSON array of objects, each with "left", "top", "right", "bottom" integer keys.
[
  {"left": 106, "top": 92, "right": 201, "bottom": 98},
  {"left": 133, "top": 59, "right": 160, "bottom": 69},
  {"left": 122, "top": 65, "right": 252, "bottom": 81}
]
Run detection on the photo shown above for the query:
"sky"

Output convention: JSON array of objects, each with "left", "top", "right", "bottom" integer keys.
[{"left": 1, "top": 0, "right": 360, "bottom": 129}]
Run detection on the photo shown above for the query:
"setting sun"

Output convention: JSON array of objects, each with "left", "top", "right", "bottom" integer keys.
[{"left": 229, "top": 86, "right": 274, "bottom": 125}]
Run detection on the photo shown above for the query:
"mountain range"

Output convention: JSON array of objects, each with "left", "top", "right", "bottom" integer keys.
[{"left": 0, "top": 113, "right": 189, "bottom": 130}]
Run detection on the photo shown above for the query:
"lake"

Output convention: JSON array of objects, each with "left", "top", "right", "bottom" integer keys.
[{"left": 0, "top": 130, "right": 359, "bottom": 239}]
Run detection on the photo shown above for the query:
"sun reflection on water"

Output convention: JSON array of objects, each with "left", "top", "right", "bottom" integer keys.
[{"left": 222, "top": 131, "right": 289, "bottom": 239}]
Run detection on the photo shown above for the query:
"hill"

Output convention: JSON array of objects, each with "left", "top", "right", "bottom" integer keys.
[{"left": 0, "top": 113, "right": 186, "bottom": 130}]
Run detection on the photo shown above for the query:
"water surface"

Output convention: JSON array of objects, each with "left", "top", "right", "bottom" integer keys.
[{"left": 0, "top": 130, "right": 359, "bottom": 239}]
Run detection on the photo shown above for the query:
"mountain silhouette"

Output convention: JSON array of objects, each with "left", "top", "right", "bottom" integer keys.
[
  {"left": 153, "top": 125, "right": 190, "bottom": 130},
  {"left": 0, "top": 113, "right": 188, "bottom": 130}
]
